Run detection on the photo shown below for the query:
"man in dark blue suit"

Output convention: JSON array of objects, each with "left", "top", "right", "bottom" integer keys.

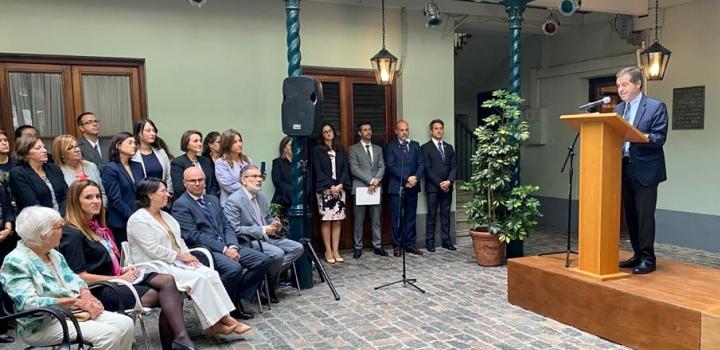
[
  {"left": 172, "top": 167, "right": 272, "bottom": 319},
  {"left": 615, "top": 66, "right": 669, "bottom": 274},
  {"left": 385, "top": 120, "right": 424, "bottom": 257},
  {"left": 421, "top": 119, "right": 457, "bottom": 252}
]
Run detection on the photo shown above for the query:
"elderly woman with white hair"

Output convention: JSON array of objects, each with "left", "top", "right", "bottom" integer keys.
[{"left": 0, "top": 206, "right": 134, "bottom": 350}]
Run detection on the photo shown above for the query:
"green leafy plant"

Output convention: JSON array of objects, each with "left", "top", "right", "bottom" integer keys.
[
  {"left": 460, "top": 90, "right": 542, "bottom": 243},
  {"left": 269, "top": 203, "right": 290, "bottom": 235}
]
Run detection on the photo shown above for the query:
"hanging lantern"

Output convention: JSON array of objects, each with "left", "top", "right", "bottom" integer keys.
[
  {"left": 370, "top": 0, "right": 398, "bottom": 85},
  {"left": 641, "top": 0, "right": 672, "bottom": 80}
]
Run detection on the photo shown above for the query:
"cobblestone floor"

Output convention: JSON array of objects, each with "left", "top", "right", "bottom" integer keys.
[{"left": 3, "top": 226, "right": 718, "bottom": 349}]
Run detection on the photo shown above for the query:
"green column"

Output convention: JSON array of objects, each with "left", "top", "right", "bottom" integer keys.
[{"left": 284, "top": 0, "right": 312, "bottom": 289}]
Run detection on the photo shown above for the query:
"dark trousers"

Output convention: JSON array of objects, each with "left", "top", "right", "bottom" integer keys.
[
  {"left": 389, "top": 192, "right": 418, "bottom": 250},
  {"left": 426, "top": 191, "right": 452, "bottom": 248},
  {"left": 622, "top": 159, "right": 658, "bottom": 264},
  {"left": 211, "top": 246, "right": 272, "bottom": 303}
]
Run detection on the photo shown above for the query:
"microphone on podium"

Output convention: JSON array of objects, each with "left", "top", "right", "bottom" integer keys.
[{"left": 578, "top": 96, "right": 611, "bottom": 111}]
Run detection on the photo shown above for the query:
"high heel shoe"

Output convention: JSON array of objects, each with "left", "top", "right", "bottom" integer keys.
[
  {"left": 171, "top": 340, "right": 200, "bottom": 350},
  {"left": 325, "top": 251, "right": 336, "bottom": 264},
  {"left": 208, "top": 322, "right": 235, "bottom": 337},
  {"left": 233, "top": 322, "right": 252, "bottom": 335},
  {"left": 333, "top": 251, "right": 344, "bottom": 263}
]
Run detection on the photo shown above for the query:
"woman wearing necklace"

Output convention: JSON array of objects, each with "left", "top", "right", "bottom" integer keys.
[
  {"left": 0, "top": 206, "right": 134, "bottom": 349},
  {"left": 127, "top": 177, "right": 250, "bottom": 337},
  {"left": 170, "top": 130, "right": 219, "bottom": 200},
  {"left": 9, "top": 135, "right": 68, "bottom": 214},
  {"left": 52, "top": 134, "right": 106, "bottom": 204},
  {"left": 101, "top": 132, "right": 145, "bottom": 246},
  {"left": 131, "top": 119, "right": 174, "bottom": 198},
  {"left": 60, "top": 180, "right": 198, "bottom": 350}
]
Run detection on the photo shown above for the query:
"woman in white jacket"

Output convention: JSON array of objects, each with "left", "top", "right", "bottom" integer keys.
[
  {"left": 132, "top": 119, "right": 174, "bottom": 197},
  {"left": 126, "top": 177, "right": 250, "bottom": 337}
]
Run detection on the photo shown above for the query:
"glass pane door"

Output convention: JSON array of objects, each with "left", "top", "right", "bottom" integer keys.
[
  {"left": 8, "top": 71, "right": 66, "bottom": 147},
  {"left": 82, "top": 74, "right": 133, "bottom": 136}
]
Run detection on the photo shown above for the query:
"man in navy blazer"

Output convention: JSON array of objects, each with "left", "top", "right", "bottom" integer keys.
[
  {"left": 421, "top": 119, "right": 457, "bottom": 252},
  {"left": 172, "top": 167, "right": 272, "bottom": 319},
  {"left": 385, "top": 120, "right": 424, "bottom": 257},
  {"left": 615, "top": 66, "right": 669, "bottom": 274}
]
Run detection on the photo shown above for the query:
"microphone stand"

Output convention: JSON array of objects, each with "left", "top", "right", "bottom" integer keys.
[
  {"left": 539, "top": 105, "right": 598, "bottom": 267},
  {"left": 375, "top": 140, "right": 425, "bottom": 294}
]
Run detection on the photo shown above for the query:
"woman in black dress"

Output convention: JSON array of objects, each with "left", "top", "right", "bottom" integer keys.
[
  {"left": 271, "top": 136, "right": 293, "bottom": 212},
  {"left": 59, "top": 180, "right": 197, "bottom": 350}
]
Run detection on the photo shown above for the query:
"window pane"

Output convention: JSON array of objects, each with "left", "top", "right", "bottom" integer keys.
[
  {"left": 8, "top": 71, "right": 65, "bottom": 139},
  {"left": 82, "top": 74, "right": 132, "bottom": 136},
  {"left": 321, "top": 82, "right": 341, "bottom": 142},
  {"left": 352, "top": 83, "right": 386, "bottom": 147}
]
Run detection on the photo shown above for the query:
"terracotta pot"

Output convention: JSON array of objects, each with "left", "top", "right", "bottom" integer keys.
[{"left": 469, "top": 229, "right": 505, "bottom": 266}]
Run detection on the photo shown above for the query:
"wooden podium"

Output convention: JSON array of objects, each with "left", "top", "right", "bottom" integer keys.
[{"left": 560, "top": 113, "right": 648, "bottom": 281}]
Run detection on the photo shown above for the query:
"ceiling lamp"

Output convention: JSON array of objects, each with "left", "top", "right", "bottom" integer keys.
[
  {"left": 424, "top": 1, "right": 442, "bottom": 28},
  {"left": 641, "top": 0, "right": 672, "bottom": 80},
  {"left": 370, "top": 0, "right": 398, "bottom": 85}
]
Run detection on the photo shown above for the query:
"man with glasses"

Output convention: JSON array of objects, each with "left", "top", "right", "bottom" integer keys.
[
  {"left": 224, "top": 165, "right": 304, "bottom": 304},
  {"left": 76, "top": 112, "right": 108, "bottom": 170},
  {"left": 172, "top": 167, "right": 272, "bottom": 319}
]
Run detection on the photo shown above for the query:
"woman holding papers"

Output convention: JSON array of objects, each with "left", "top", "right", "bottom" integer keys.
[
  {"left": 312, "top": 123, "right": 351, "bottom": 264},
  {"left": 126, "top": 177, "right": 250, "bottom": 338},
  {"left": 60, "top": 179, "right": 198, "bottom": 350}
]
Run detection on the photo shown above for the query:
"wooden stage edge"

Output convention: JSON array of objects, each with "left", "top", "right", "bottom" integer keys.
[{"left": 507, "top": 253, "right": 720, "bottom": 350}]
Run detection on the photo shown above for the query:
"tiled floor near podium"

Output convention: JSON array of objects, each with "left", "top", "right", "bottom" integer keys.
[{"left": 2, "top": 226, "right": 717, "bottom": 349}]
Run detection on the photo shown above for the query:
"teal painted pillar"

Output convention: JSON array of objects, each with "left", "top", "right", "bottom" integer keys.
[{"left": 284, "top": 0, "right": 312, "bottom": 289}]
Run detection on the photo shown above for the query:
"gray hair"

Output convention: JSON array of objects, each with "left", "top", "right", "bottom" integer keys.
[
  {"left": 616, "top": 67, "right": 643, "bottom": 86},
  {"left": 15, "top": 206, "right": 62, "bottom": 248},
  {"left": 239, "top": 164, "right": 260, "bottom": 179}
]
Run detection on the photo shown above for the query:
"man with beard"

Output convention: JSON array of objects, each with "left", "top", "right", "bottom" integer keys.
[{"left": 224, "top": 165, "right": 304, "bottom": 303}]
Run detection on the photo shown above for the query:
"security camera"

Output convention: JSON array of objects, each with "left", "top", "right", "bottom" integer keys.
[
  {"left": 187, "top": 0, "right": 207, "bottom": 8},
  {"left": 542, "top": 12, "right": 559, "bottom": 36},
  {"left": 559, "top": 0, "right": 581, "bottom": 16}
]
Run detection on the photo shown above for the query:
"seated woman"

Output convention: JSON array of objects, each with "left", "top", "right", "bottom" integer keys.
[
  {"left": 52, "top": 134, "right": 106, "bottom": 204},
  {"left": 0, "top": 206, "right": 134, "bottom": 350},
  {"left": 9, "top": 135, "right": 68, "bottom": 214},
  {"left": 127, "top": 177, "right": 250, "bottom": 336},
  {"left": 171, "top": 130, "right": 219, "bottom": 200},
  {"left": 60, "top": 180, "right": 198, "bottom": 350},
  {"left": 215, "top": 129, "right": 252, "bottom": 206}
]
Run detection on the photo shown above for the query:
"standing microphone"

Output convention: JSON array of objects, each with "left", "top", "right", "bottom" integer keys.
[{"left": 578, "top": 96, "right": 611, "bottom": 111}]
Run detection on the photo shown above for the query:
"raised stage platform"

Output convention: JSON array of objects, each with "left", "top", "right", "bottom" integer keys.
[{"left": 508, "top": 253, "right": 720, "bottom": 350}]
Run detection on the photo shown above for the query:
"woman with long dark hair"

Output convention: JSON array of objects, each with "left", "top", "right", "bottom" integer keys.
[
  {"left": 132, "top": 119, "right": 174, "bottom": 197},
  {"left": 202, "top": 131, "right": 221, "bottom": 162},
  {"left": 215, "top": 129, "right": 252, "bottom": 206}
]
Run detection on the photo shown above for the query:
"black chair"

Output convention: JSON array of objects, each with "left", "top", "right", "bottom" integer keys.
[{"left": 0, "top": 283, "right": 92, "bottom": 350}]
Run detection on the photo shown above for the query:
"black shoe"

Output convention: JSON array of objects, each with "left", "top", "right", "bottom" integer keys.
[
  {"left": 260, "top": 291, "right": 280, "bottom": 305},
  {"left": 393, "top": 248, "right": 402, "bottom": 257},
  {"left": 373, "top": 248, "right": 389, "bottom": 256},
  {"left": 619, "top": 256, "right": 642, "bottom": 268},
  {"left": 0, "top": 335, "right": 14, "bottom": 344},
  {"left": 353, "top": 249, "right": 362, "bottom": 259},
  {"left": 230, "top": 309, "right": 254, "bottom": 320},
  {"left": 426, "top": 245, "right": 436, "bottom": 253},
  {"left": 442, "top": 244, "right": 457, "bottom": 251},
  {"left": 633, "top": 260, "right": 656, "bottom": 274},
  {"left": 406, "top": 248, "right": 424, "bottom": 256},
  {"left": 172, "top": 340, "right": 199, "bottom": 350}
]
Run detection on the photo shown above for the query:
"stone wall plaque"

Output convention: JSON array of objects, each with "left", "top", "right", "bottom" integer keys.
[{"left": 672, "top": 86, "right": 705, "bottom": 130}]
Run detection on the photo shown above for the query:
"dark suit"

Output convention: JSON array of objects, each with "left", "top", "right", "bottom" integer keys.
[
  {"left": 101, "top": 161, "right": 145, "bottom": 245},
  {"left": 271, "top": 157, "right": 292, "bottom": 209},
  {"left": 384, "top": 138, "right": 424, "bottom": 250},
  {"left": 170, "top": 154, "right": 219, "bottom": 200},
  {"left": 615, "top": 94, "right": 668, "bottom": 264},
  {"left": 9, "top": 163, "right": 68, "bottom": 215},
  {"left": 78, "top": 137, "right": 108, "bottom": 171},
  {"left": 421, "top": 139, "right": 457, "bottom": 248},
  {"left": 172, "top": 192, "right": 271, "bottom": 302},
  {"left": 312, "top": 145, "right": 352, "bottom": 193}
]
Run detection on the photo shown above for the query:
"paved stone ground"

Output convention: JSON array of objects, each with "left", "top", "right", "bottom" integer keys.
[{"left": 2, "top": 225, "right": 718, "bottom": 349}]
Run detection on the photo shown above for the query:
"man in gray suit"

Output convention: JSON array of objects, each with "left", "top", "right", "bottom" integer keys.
[
  {"left": 224, "top": 164, "right": 304, "bottom": 303},
  {"left": 76, "top": 112, "right": 108, "bottom": 170},
  {"left": 348, "top": 122, "right": 388, "bottom": 259}
]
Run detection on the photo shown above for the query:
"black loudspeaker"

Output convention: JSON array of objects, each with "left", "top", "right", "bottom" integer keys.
[{"left": 282, "top": 76, "right": 323, "bottom": 137}]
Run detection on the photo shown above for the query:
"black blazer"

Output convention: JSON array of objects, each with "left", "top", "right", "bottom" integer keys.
[
  {"left": 312, "top": 145, "right": 351, "bottom": 193},
  {"left": 9, "top": 163, "right": 68, "bottom": 214},
  {"left": 271, "top": 157, "right": 292, "bottom": 207},
  {"left": 101, "top": 161, "right": 145, "bottom": 229},
  {"left": 384, "top": 138, "right": 424, "bottom": 195},
  {"left": 421, "top": 140, "right": 457, "bottom": 193},
  {"left": 170, "top": 154, "right": 219, "bottom": 200},
  {"left": 171, "top": 192, "right": 240, "bottom": 254}
]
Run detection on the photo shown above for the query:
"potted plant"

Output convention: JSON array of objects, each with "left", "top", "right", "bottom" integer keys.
[{"left": 461, "top": 90, "right": 542, "bottom": 266}]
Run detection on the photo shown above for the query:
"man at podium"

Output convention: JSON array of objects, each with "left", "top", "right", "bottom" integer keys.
[{"left": 614, "top": 67, "right": 669, "bottom": 274}]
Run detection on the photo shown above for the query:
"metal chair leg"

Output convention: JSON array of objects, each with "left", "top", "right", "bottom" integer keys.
[
  {"left": 292, "top": 262, "right": 301, "bottom": 296},
  {"left": 264, "top": 274, "right": 272, "bottom": 311},
  {"left": 137, "top": 313, "right": 150, "bottom": 350},
  {"left": 255, "top": 288, "right": 263, "bottom": 314}
]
